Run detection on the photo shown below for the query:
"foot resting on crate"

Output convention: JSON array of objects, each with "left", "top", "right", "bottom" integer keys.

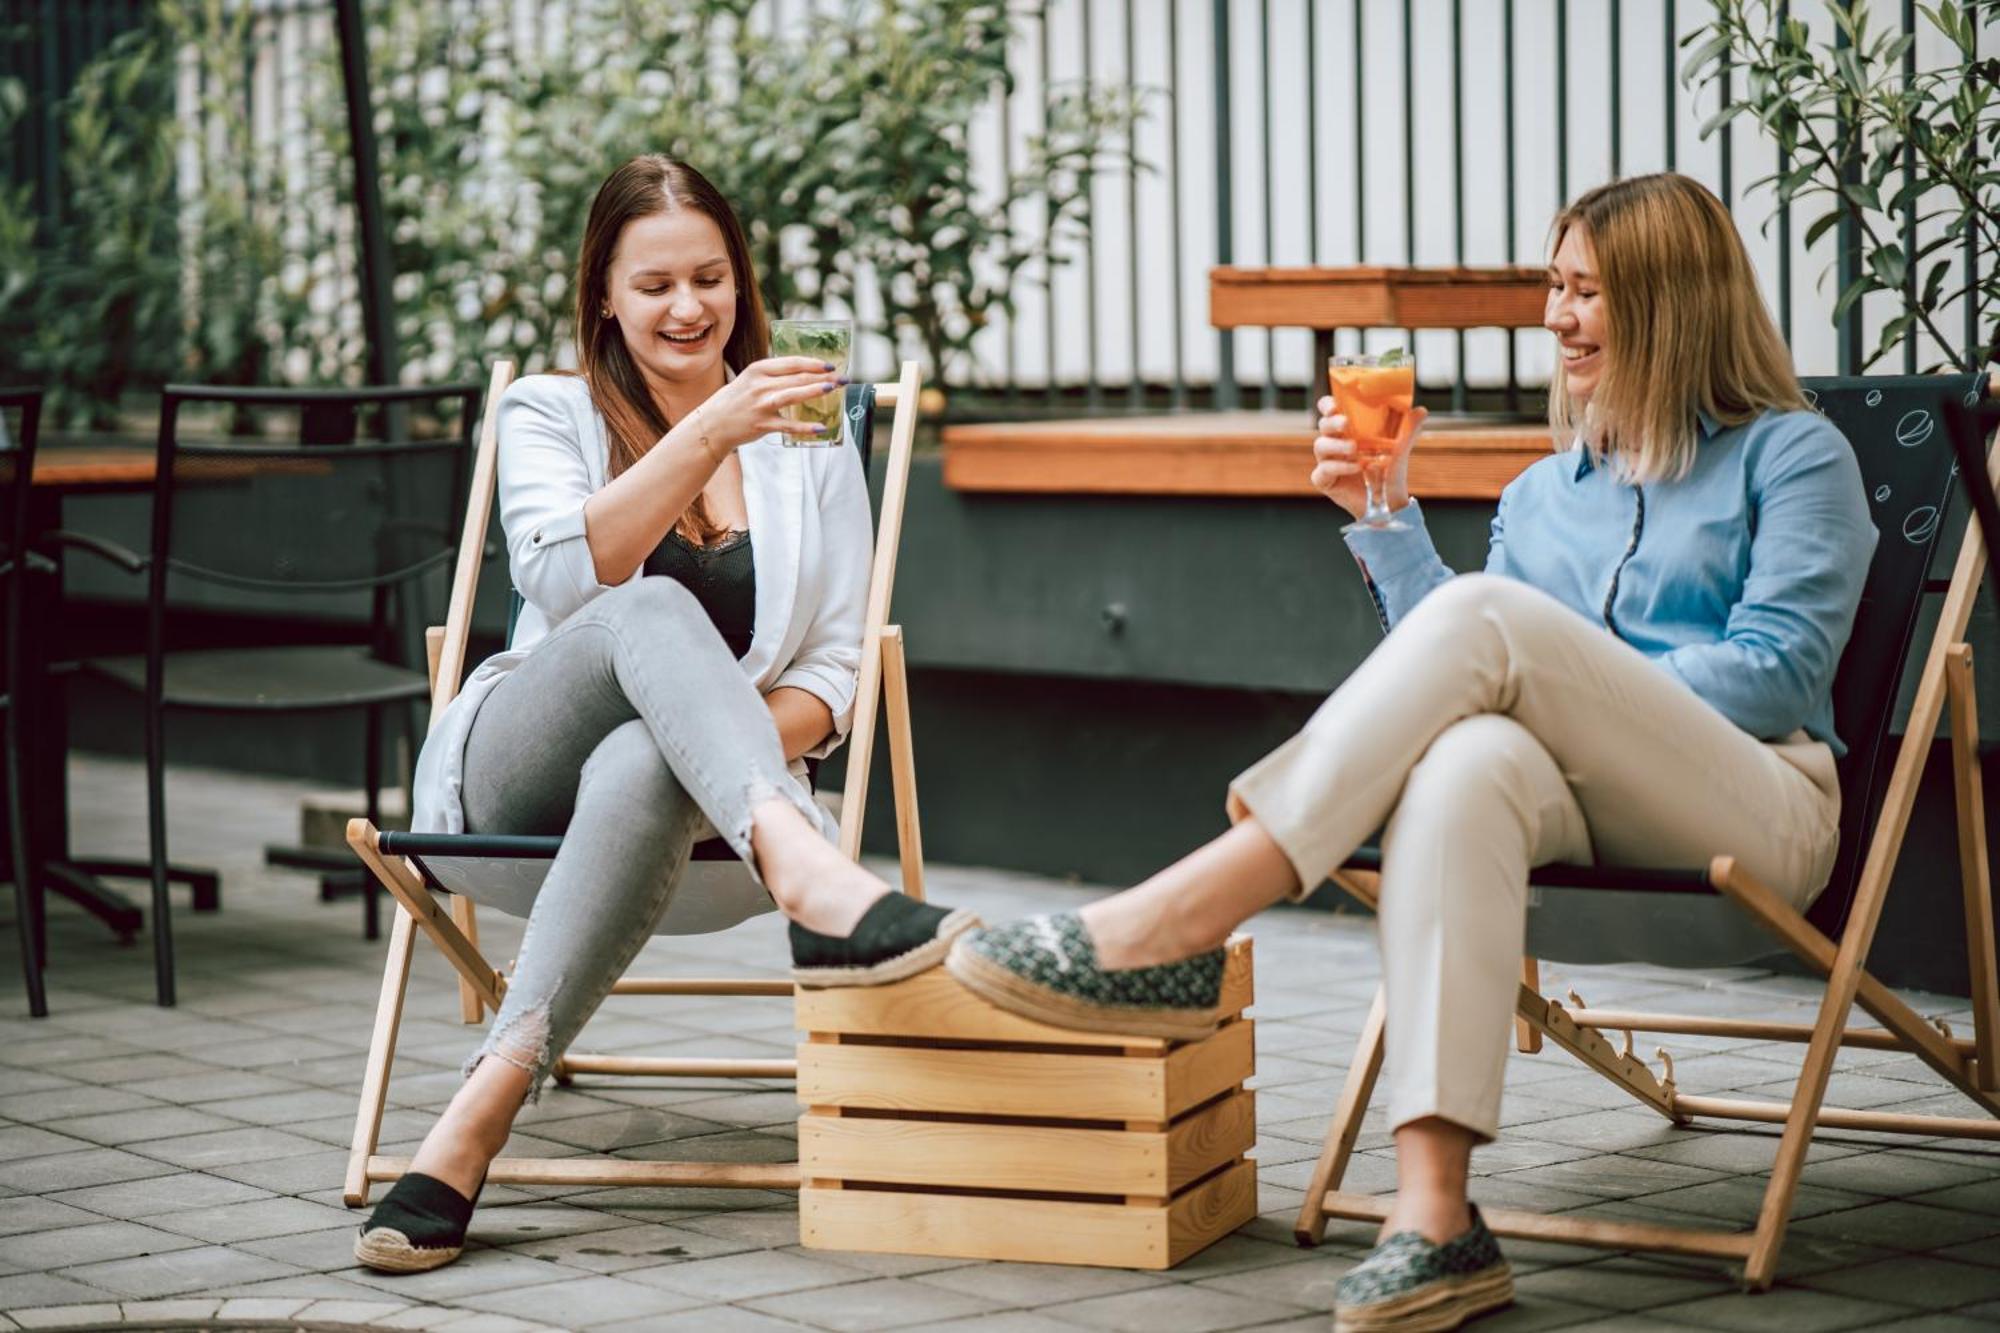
[
  {"left": 790, "top": 893, "right": 981, "bottom": 987},
  {"left": 1332, "top": 1205, "right": 1514, "bottom": 1332},
  {"left": 946, "top": 913, "right": 1225, "bottom": 1040},
  {"left": 353, "top": 1172, "right": 483, "bottom": 1274}
]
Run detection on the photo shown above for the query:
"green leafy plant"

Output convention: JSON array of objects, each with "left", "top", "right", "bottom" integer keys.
[{"left": 1685, "top": 0, "right": 1999, "bottom": 372}]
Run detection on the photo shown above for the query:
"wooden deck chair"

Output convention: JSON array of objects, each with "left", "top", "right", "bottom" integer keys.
[
  {"left": 340, "top": 358, "right": 929, "bottom": 1206},
  {"left": 1294, "top": 372, "right": 2000, "bottom": 1289}
]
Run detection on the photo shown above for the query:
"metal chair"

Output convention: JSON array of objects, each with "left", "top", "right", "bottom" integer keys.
[
  {"left": 1, "top": 387, "right": 47, "bottom": 1016},
  {"left": 66, "top": 382, "right": 481, "bottom": 1006},
  {"left": 1296, "top": 372, "right": 2000, "bottom": 1288}
]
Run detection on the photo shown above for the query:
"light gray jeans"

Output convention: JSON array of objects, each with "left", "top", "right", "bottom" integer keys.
[{"left": 458, "top": 576, "right": 824, "bottom": 1093}]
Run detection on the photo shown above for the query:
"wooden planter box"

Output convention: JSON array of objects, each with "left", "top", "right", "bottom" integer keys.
[{"left": 794, "top": 938, "right": 1258, "bottom": 1270}]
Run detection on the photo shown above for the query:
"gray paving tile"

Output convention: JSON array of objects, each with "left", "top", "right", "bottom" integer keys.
[
  {"left": 590, "top": 1306, "right": 817, "bottom": 1333},
  {"left": 0, "top": 1273, "right": 123, "bottom": 1312},
  {"left": 134, "top": 1125, "right": 331, "bottom": 1169},
  {"left": 746, "top": 1275, "right": 1008, "bottom": 1329},
  {"left": 46, "top": 1171, "right": 274, "bottom": 1218},
  {"left": 46, "top": 1105, "right": 245, "bottom": 1147},
  {"left": 0, "top": 1197, "right": 107, "bottom": 1238},
  {"left": 190, "top": 1088, "right": 359, "bottom": 1126},
  {"left": 1484, "top": 1154, "right": 1727, "bottom": 1201},
  {"left": 146, "top": 1195, "right": 358, "bottom": 1243},
  {"left": 338, "top": 1249, "right": 585, "bottom": 1302},
  {"left": 1789, "top": 1199, "right": 2000, "bottom": 1252},
  {"left": 1190, "top": 1254, "right": 1344, "bottom": 1309},
  {"left": 231, "top": 1228, "right": 368, "bottom": 1273},
  {"left": 0, "top": 1148, "right": 177, "bottom": 1194},
  {"left": 0, "top": 1126, "right": 92, "bottom": 1160},
  {"left": 1795, "top": 1253, "right": 2000, "bottom": 1310},
  {"left": 1637, "top": 1176, "right": 1872, "bottom": 1225},
  {"left": 1034, "top": 1280, "right": 1311, "bottom": 1331},
  {"left": 55, "top": 1244, "right": 305, "bottom": 1298},
  {"left": 203, "top": 1147, "right": 354, "bottom": 1195},
  {"left": 51, "top": 1053, "right": 215, "bottom": 1086},
  {"left": 1652, "top": 1286, "right": 1914, "bottom": 1331},
  {"left": 624, "top": 1249, "right": 866, "bottom": 1302},
  {"left": 501, "top": 1221, "right": 752, "bottom": 1273},
  {"left": 1511, "top": 1255, "right": 1738, "bottom": 1311},
  {"left": 122, "top": 1070, "right": 306, "bottom": 1104},
  {"left": 8, "top": 1301, "right": 127, "bottom": 1329},
  {"left": 914, "top": 1260, "right": 1168, "bottom": 1306},
  {"left": 0, "top": 1085, "right": 161, "bottom": 1123},
  {"left": 0, "top": 1220, "right": 199, "bottom": 1271},
  {"left": 1624, "top": 1129, "right": 1862, "bottom": 1175},
  {"left": 454, "top": 1274, "right": 707, "bottom": 1325}
]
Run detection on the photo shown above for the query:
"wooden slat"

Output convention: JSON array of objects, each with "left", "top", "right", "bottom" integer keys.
[
  {"left": 344, "top": 909, "right": 414, "bottom": 1208},
  {"left": 941, "top": 412, "right": 1550, "bottom": 499},
  {"left": 1564, "top": 1008, "right": 1976, "bottom": 1055},
  {"left": 1673, "top": 1095, "right": 2000, "bottom": 1141},
  {"left": 369, "top": 1155, "right": 796, "bottom": 1189},
  {"left": 30, "top": 446, "right": 157, "bottom": 489},
  {"left": 1294, "top": 987, "right": 1385, "bottom": 1246},
  {"left": 1210, "top": 265, "right": 1551, "bottom": 331},
  {"left": 1315, "top": 1190, "right": 1755, "bottom": 1261},
  {"left": 557, "top": 1055, "right": 795, "bottom": 1080},
  {"left": 795, "top": 936, "right": 1252, "bottom": 1048},
  {"left": 1946, "top": 645, "right": 2000, "bottom": 1090},
  {"left": 797, "top": 1019, "right": 1253, "bottom": 1122},
  {"left": 799, "top": 1090, "right": 1253, "bottom": 1196},
  {"left": 800, "top": 1159, "right": 1257, "bottom": 1270}
]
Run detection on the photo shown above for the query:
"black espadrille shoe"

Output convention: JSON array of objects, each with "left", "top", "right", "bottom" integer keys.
[
  {"left": 946, "top": 913, "right": 1225, "bottom": 1041},
  {"left": 354, "top": 1171, "right": 481, "bottom": 1274},
  {"left": 789, "top": 893, "right": 980, "bottom": 987}
]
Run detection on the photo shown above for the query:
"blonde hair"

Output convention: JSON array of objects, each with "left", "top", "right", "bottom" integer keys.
[{"left": 1549, "top": 172, "right": 1805, "bottom": 483}]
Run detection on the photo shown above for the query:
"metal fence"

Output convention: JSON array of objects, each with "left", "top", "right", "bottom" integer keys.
[{"left": 5, "top": 0, "right": 1991, "bottom": 406}]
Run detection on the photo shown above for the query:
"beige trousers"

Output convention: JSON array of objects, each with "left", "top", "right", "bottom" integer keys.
[{"left": 1228, "top": 573, "right": 1841, "bottom": 1140}]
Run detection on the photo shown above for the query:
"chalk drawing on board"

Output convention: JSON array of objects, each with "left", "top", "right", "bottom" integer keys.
[
  {"left": 1874, "top": 485, "right": 1892, "bottom": 503},
  {"left": 1903, "top": 506, "right": 1940, "bottom": 544},
  {"left": 1896, "top": 409, "right": 1934, "bottom": 448},
  {"left": 1865, "top": 389, "right": 1883, "bottom": 407},
  {"left": 1803, "top": 388, "right": 1820, "bottom": 410},
  {"left": 1970, "top": 387, "right": 1984, "bottom": 407}
]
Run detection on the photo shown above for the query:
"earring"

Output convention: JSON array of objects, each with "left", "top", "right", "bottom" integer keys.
[{"left": 600, "top": 307, "right": 612, "bottom": 319}]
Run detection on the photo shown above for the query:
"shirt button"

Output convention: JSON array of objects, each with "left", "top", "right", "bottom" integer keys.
[{"left": 532, "top": 530, "right": 543, "bottom": 544}]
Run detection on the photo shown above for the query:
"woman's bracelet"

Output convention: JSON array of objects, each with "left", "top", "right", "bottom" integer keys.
[{"left": 690, "top": 405, "right": 729, "bottom": 467}]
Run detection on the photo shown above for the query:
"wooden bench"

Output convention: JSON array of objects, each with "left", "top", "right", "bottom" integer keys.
[{"left": 943, "top": 265, "right": 1555, "bottom": 500}]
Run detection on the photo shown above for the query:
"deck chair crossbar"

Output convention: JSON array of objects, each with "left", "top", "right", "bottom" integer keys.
[
  {"left": 1296, "top": 373, "right": 2000, "bottom": 1288},
  {"left": 341, "top": 358, "right": 929, "bottom": 1204}
]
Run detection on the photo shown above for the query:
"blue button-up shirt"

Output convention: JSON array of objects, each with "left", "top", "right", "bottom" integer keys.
[{"left": 1345, "top": 408, "right": 1878, "bottom": 755}]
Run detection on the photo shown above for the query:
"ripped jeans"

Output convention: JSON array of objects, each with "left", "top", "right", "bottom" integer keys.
[{"left": 456, "top": 576, "right": 827, "bottom": 1095}]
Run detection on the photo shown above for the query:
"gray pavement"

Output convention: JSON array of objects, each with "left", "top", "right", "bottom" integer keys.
[{"left": 0, "top": 755, "right": 1996, "bottom": 1331}]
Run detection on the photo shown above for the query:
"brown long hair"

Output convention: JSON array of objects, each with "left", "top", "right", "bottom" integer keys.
[
  {"left": 1548, "top": 172, "right": 1805, "bottom": 483},
  {"left": 573, "top": 155, "right": 769, "bottom": 542}
]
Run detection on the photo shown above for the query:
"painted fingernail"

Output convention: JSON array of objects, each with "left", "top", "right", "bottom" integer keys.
[
  {"left": 821, "top": 361, "right": 837, "bottom": 372},
  {"left": 836, "top": 376, "right": 853, "bottom": 385},
  {"left": 812, "top": 423, "right": 830, "bottom": 433}
]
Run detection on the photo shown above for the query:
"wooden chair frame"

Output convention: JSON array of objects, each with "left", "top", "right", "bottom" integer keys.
[
  {"left": 340, "top": 358, "right": 929, "bottom": 1206},
  {"left": 1295, "top": 384, "right": 2000, "bottom": 1289}
]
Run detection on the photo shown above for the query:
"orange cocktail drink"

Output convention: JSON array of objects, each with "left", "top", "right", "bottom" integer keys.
[{"left": 1327, "top": 351, "right": 1415, "bottom": 531}]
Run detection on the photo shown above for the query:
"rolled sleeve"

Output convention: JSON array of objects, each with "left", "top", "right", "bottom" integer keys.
[
  {"left": 498, "top": 380, "right": 622, "bottom": 622},
  {"left": 1342, "top": 498, "right": 1458, "bottom": 631}
]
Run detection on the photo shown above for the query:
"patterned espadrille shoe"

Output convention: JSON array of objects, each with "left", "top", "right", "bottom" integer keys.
[
  {"left": 354, "top": 1172, "right": 481, "bottom": 1274},
  {"left": 790, "top": 893, "right": 981, "bottom": 987},
  {"left": 945, "top": 913, "right": 1225, "bottom": 1040},
  {"left": 1332, "top": 1206, "right": 1513, "bottom": 1332}
]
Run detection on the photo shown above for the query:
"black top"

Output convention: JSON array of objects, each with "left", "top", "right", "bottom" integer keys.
[{"left": 643, "top": 528, "right": 757, "bottom": 659}]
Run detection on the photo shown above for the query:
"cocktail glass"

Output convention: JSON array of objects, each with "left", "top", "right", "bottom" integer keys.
[
  {"left": 1327, "top": 351, "right": 1415, "bottom": 532},
  {"left": 769, "top": 318, "right": 853, "bottom": 447}
]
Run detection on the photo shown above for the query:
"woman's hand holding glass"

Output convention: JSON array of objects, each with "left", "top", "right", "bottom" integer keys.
[
  {"left": 1310, "top": 395, "right": 1429, "bottom": 523},
  {"left": 693, "top": 357, "right": 843, "bottom": 456}
]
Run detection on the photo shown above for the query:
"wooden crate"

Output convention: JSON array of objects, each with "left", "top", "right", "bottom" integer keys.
[{"left": 795, "top": 937, "right": 1258, "bottom": 1270}]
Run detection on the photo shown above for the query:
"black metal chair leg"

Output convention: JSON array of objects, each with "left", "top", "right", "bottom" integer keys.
[
  {"left": 363, "top": 704, "right": 382, "bottom": 941},
  {"left": 8, "top": 775, "right": 47, "bottom": 1017},
  {"left": 145, "top": 696, "right": 175, "bottom": 1008},
  {"left": 66, "top": 859, "right": 221, "bottom": 911}
]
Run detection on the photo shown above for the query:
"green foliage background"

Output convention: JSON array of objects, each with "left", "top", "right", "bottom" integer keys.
[{"left": 1, "top": 0, "right": 1141, "bottom": 427}]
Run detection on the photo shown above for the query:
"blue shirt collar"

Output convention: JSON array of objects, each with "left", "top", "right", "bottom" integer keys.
[{"left": 1573, "top": 410, "right": 1724, "bottom": 481}]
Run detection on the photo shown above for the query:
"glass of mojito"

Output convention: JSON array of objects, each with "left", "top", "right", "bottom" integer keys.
[{"left": 768, "top": 318, "right": 853, "bottom": 447}]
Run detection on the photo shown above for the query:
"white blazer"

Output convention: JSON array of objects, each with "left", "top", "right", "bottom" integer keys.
[{"left": 411, "top": 372, "right": 873, "bottom": 837}]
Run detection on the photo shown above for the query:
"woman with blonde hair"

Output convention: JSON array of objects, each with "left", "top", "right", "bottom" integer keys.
[{"left": 948, "top": 173, "right": 1874, "bottom": 1331}]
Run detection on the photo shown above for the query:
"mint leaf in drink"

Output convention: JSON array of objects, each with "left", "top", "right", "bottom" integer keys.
[{"left": 1377, "top": 347, "right": 1409, "bottom": 366}]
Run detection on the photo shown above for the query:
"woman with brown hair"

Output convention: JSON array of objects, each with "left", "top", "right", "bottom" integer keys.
[
  {"left": 354, "top": 155, "right": 974, "bottom": 1274},
  {"left": 948, "top": 173, "right": 1876, "bottom": 1331}
]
